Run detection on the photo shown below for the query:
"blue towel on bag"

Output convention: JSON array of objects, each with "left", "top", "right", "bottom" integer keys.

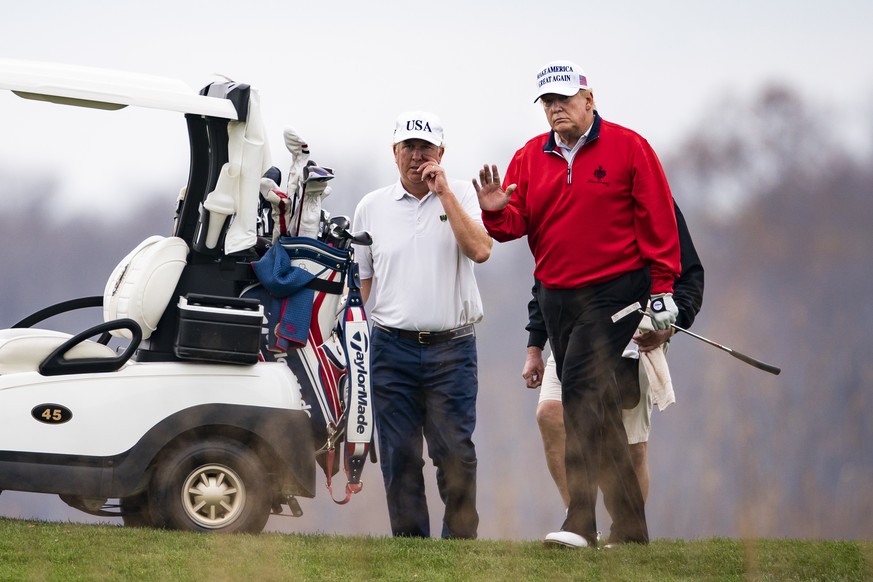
[{"left": 252, "top": 243, "right": 316, "bottom": 349}]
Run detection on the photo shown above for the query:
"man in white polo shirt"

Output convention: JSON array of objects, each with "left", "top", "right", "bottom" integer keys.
[{"left": 352, "top": 111, "right": 492, "bottom": 539}]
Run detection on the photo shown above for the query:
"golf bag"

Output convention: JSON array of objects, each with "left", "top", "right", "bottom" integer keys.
[{"left": 248, "top": 144, "right": 373, "bottom": 504}]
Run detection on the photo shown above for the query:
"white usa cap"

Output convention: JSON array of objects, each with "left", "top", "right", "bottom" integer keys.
[
  {"left": 534, "top": 60, "right": 590, "bottom": 102},
  {"left": 393, "top": 110, "right": 444, "bottom": 146}
]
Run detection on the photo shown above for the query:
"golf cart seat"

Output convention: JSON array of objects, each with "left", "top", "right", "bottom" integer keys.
[{"left": 0, "top": 236, "right": 188, "bottom": 375}]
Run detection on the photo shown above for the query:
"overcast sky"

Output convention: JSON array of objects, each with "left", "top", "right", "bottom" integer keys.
[{"left": 1, "top": 0, "right": 871, "bottom": 218}]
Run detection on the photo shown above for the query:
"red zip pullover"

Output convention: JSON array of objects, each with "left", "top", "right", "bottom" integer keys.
[{"left": 482, "top": 113, "right": 680, "bottom": 294}]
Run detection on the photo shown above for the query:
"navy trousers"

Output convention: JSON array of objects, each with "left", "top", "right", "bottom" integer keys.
[
  {"left": 538, "top": 268, "right": 650, "bottom": 545},
  {"left": 371, "top": 326, "right": 479, "bottom": 538}
]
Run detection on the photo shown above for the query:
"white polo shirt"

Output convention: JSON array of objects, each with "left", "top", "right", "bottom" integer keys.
[{"left": 353, "top": 178, "right": 485, "bottom": 331}]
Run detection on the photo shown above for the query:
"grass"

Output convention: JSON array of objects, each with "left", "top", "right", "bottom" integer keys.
[{"left": 0, "top": 518, "right": 871, "bottom": 581}]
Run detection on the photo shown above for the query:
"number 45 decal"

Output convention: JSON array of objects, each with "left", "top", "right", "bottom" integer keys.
[{"left": 31, "top": 404, "right": 73, "bottom": 424}]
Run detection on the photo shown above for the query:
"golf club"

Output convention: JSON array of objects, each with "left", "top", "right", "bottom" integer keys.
[
  {"left": 637, "top": 309, "right": 781, "bottom": 375},
  {"left": 323, "top": 215, "right": 373, "bottom": 249}
]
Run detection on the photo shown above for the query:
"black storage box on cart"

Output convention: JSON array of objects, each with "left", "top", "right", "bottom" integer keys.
[{"left": 174, "top": 293, "right": 264, "bottom": 364}]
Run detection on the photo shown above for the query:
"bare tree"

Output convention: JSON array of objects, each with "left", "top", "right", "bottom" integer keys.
[{"left": 656, "top": 85, "right": 873, "bottom": 539}]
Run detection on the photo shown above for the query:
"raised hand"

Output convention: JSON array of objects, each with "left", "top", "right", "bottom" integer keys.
[{"left": 472, "top": 164, "right": 516, "bottom": 211}]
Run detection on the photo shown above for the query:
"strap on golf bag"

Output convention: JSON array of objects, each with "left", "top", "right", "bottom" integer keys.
[{"left": 326, "top": 261, "right": 372, "bottom": 503}]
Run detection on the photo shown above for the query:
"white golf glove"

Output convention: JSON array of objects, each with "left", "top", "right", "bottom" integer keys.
[{"left": 648, "top": 293, "right": 678, "bottom": 330}]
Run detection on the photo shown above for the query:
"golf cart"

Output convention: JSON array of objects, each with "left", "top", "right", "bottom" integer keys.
[{"left": 0, "top": 59, "right": 373, "bottom": 533}]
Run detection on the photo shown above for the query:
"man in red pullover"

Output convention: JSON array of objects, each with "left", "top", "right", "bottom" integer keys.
[{"left": 474, "top": 59, "right": 681, "bottom": 548}]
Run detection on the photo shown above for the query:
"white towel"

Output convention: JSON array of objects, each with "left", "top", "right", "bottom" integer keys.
[
  {"left": 641, "top": 345, "right": 674, "bottom": 411},
  {"left": 635, "top": 313, "right": 675, "bottom": 411}
]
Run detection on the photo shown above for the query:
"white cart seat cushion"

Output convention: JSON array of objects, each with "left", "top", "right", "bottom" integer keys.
[
  {"left": 0, "top": 328, "right": 117, "bottom": 375},
  {"left": 103, "top": 236, "right": 189, "bottom": 340}
]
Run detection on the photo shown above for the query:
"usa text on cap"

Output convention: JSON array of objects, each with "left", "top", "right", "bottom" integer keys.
[{"left": 393, "top": 110, "right": 444, "bottom": 146}]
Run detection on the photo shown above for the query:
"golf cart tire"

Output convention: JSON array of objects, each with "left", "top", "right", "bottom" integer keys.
[{"left": 148, "top": 438, "right": 271, "bottom": 533}]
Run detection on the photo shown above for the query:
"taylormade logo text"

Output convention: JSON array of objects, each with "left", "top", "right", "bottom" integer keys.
[{"left": 350, "top": 332, "right": 370, "bottom": 434}]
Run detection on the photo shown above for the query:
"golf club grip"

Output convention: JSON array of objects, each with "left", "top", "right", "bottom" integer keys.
[{"left": 728, "top": 349, "right": 781, "bottom": 375}]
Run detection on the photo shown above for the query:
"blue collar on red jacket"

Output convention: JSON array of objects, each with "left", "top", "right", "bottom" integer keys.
[{"left": 543, "top": 110, "right": 602, "bottom": 153}]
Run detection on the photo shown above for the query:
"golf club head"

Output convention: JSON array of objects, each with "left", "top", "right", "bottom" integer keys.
[
  {"left": 324, "top": 215, "right": 351, "bottom": 247},
  {"left": 303, "top": 162, "right": 335, "bottom": 183},
  {"left": 329, "top": 215, "right": 351, "bottom": 232},
  {"left": 263, "top": 166, "right": 282, "bottom": 187},
  {"left": 347, "top": 230, "right": 373, "bottom": 247},
  {"left": 324, "top": 215, "right": 372, "bottom": 248}
]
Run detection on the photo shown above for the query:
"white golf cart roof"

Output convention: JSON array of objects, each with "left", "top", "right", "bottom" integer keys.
[
  {"left": 0, "top": 58, "right": 238, "bottom": 119},
  {"left": 1, "top": 58, "right": 270, "bottom": 256}
]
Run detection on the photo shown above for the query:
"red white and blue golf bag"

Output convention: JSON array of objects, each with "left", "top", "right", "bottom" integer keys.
[{"left": 247, "top": 153, "right": 373, "bottom": 504}]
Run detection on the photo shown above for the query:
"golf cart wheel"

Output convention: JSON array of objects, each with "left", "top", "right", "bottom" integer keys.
[
  {"left": 149, "top": 438, "right": 271, "bottom": 533},
  {"left": 120, "top": 492, "right": 153, "bottom": 528}
]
